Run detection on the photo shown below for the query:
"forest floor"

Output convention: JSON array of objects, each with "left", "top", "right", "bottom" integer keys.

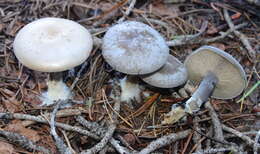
[{"left": 0, "top": 0, "right": 259, "bottom": 154}]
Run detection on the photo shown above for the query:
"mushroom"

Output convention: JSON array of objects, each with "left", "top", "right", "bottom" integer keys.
[
  {"left": 13, "top": 17, "right": 93, "bottom": 106},
  {"left": 102, "top": 21, "right": 169, "bottom": 106},
  {"left": 140, "top": 55, "right": 188, "bottom": 88},
  {"left": 184, "top": 46, "right": 247, "bottom": 113}
]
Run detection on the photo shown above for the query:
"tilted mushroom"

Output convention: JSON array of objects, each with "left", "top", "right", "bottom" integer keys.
[
  {"left": 184, "top": 46, "right": 247, "bottom": 113},
  {"left": 140, "top": 55, "right": 188, "bottom": 88},
  {"left": 13, "top": 17, "right": 93, "bottom": 106},
  {"left": 102, "top": 21, "right": 169, "bottom": 105}
]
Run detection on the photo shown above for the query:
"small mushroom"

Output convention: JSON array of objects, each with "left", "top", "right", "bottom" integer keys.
[
  {"left": 184, "top": 46, "right": 247, "bottom": 113},
  {"left": 102, "top": 21, "right": 169, "bottom": 106},
  {"left": 140, "top": 55, "right": 188, "bottom": 88},
  {"left": 13, "top": 17, "right": 93, "bottom": 106}
]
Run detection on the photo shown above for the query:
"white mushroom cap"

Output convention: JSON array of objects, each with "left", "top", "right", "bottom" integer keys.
[
  {"left": 102, "top": 21, "right": 169, "bottom": 75},
  {"left": 184, "top": 46, "right": 247, "bottom": 99},
  {"left": 13, "top": 17, "right": 93, "bottom": 72},
  {"left": 140, "top": 55, "right": 188, "bottom": 88}
]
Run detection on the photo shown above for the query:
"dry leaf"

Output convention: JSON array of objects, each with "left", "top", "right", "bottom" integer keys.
[
  {"left": 5, "top": 121, "right": 41, "bottom": 142},
  {"left": 162, "top": 105, "right": 187, "bottom": 124},
  {"left": 2, "top": 97, "right": 22, "bottom": 113},
  {"left": 1, "top": 88, "right": 16, "bottom": 97},
  {"left": 0, "top": 141, "right": 16, "bottom": 154},
  {"left": 6, "top": 21, "right": 24, "bottom": 37},
  {"left": 206, "top": 23, "right": 218, "bottom": 34},
  {"left": 209, "top": 43, "right": 226, "bottom": 51},
  {"left": 151, "top": 2, "right": 179, "bottom": 17},
  {"left": 22, "top": 90, "right": 42, "bottom": 106},
  {"left": 39, "top": 134, "right": 57, "bottom": 154},
  {"left": 123, "top": 133, "right": 136, "bottom": 145},
  {"left": 0, "top": 23, "right": 4, "bottom": 32},
  {"left": 252, "top": 105, "right": 260, "bottom": 113}
]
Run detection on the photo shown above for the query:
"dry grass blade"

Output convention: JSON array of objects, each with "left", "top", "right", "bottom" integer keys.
[
  {"left": 102, "top": 89, "right": 133, "bottom": 128},
  {"left": 125, "top": 93, "right": 160, "bottom": 120}
]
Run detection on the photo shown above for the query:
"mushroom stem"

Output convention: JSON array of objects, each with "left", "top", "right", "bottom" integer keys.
[
  {"left": 40, "top": 72, "right": 72, "bottom": 106},
  {"left": 120, "top": 76, "right": 141, "bottom": 108},
  {"left": 185, "top": 72, "right": 218, "bottom": 113}
]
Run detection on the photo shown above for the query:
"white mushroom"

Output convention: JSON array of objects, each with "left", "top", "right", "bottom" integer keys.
[{"left": 13, "top": 17, "right": 93, "bottom": 106}]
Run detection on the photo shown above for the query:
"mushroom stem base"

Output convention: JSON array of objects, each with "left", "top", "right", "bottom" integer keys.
[
  {"left": 185, "top": 72, "right": 218, "bottom": 113},
  {"left": 120, "top": 76, "right": 141, "bottom": 108},
  {"left": 40, "top": 73, "right": 72, "bottom": 106}
]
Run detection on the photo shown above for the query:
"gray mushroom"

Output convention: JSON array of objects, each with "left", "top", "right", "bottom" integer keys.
[
  {"left": 184, "top": 46, "right": 247, "bottom": 113},
  {"left": 102, "top": 21, "right": 169, "bottom": 75},
  {"left": 140, "top": 55, "right": 188, "bottom": 88},
  {"left": 13, "top": 17, "right": 93, "bottom": 106},
  {"left": 102, "top": 21, "right": 169, "bottom": 105}
]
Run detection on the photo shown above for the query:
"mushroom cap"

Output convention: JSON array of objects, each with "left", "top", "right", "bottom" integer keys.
[
  {"left": 13, "top": 17, "right": 93, "bottom": 72},
  {"left": 184, "top": 46, "right": 247, "bottom": 99},
  {"left": 140, "top": 55, "right": 188, "bottom": 88},
  {"left": 102, "top": 21, "right": 169, "bottom": 75}
]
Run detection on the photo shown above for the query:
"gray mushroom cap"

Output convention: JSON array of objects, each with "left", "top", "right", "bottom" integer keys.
[
  {"left": 140, "top": 55, "right": 188, "bottom": 88},
  {"left": 102, "top": 21, "right": 169, "bottom": 75},
  {"left": 184, "top": 46, "right": 247, "bottom": 99}
]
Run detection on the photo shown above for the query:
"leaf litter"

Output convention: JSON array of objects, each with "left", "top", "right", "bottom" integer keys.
[{"left": 0, "top": 0, "right": 259, "bottom": 153}]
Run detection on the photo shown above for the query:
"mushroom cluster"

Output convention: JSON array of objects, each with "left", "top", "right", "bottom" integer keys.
[
  {"left": 13, "top": 17, "right": 93, "bottom": 106},
  {"left": 102, "top": 21, "right": 246, "bottom": 111},
  {"left": 102, "top": 21, "right": 188, "bottom": 107},
  {"left": 13, "top": 18, "right": 247, "bottom": 113}
]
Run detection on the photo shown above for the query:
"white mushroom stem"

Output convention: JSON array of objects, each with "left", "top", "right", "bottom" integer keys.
[
  {"left": 119, "top": 76, "right": 141, "bottom": 108},
  {"left": 40, "top": 72, "right": 72, "bottom": 106},
  {"left": 185, "top": 72, "right": 218, "bottom": 114}
]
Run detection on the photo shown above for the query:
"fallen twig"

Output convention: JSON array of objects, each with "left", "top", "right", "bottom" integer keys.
[
  {"left": 201, "top": 22, "right": 248, "bottom": 43},
  {"left": 192, "top": 147, "right": 236, "bottom": 154},
  {"left": 166, "top": 22, "right": 247, "bottom": 47},
  {"left": 224, "top": 131, "right": 258, "bottom": 138},
  {"left": 70, "top": 60, "right": 89, "bottom": 90},
  {"left": 254, "top": 130, "right": 260, "bottom": 154},
  {"left": 205, "top": 102, "right": 225, "bottom": 150},
  {"left": 78, "top": 86, "right": 132, "bottom": 154},
  {"left": 50, "top": 101, "right": 73, "bottom": 154},
  {"left": 76, "top": 116, "right": 132, "bottom": 154},
  {"left": 82, "top": 95, "right": 120, "bottom": 154},
  {"left": 192, "top": 116, "right": 202, "bottom": 152},
  {"left": 223, "top": 8, "right": 256, "bottom": 59},
  {"left": 76, "top": 116, "right": 106, "bottom": 136},
  {"left": 82, "top": 124, "right": 117, "bottom": 154},
  {"left": 0, "top": 112, "right": 100, "bottom": 140},
  {"left": 166, "top": 21, "right": 208, "bottom": 46},
  {"left": 0, "top": 129, "right": 50, "bottom": 154},
  {"left": 118, "top": 0, "right": 136, "bottom": 23},
  {"left": 138, "top": 129, "right": 191, "bottom": 154},
  {"left": 22, "top": 108, "right": 83, "bottom": 127},
  {"left": 181, "top": 131, "right": 193, "bottom": 154},
  {"left": 222, "top": 124, "right": 259, "bottom": 148}
]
